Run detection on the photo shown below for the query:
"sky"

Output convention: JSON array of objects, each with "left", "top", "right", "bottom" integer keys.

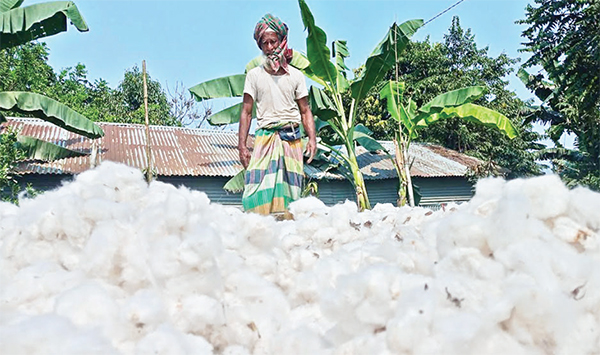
[
  {"left": 25, "top": 0, "right": 569, "bottom": 144},
  {"left": 30, "top": 0, "right": 534, "bottom": 96}
]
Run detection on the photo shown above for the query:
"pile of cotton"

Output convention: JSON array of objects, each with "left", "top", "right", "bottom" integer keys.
[{"left": 1, "top": 161, "right": 600, "bottom": 354}]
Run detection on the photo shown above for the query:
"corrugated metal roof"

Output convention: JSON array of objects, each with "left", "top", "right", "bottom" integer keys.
[{"left": 2, "top": 117, "right": 482, "bottom": 179}]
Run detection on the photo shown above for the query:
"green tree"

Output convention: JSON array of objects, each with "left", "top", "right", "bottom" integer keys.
[
  {"left": 0, "top": 127, "right": 25, "bottom": 202},
  {"left": 1, "top": 0, "right": 103, "bottom": 202},
  {"left": 0, "top": 0, "right": 103, "bottom": 144},
  {"left": 357, "top": 17, "right": 543, "bottom": 179},
  {"left": 518, "top": 0, "right": 600, "bottom": 189},
  {"left": 0, "top": 42, "right": 55, "bottom": 92},
  {"left": 106, "top": 65, "right": 180, "bottom": 126}
]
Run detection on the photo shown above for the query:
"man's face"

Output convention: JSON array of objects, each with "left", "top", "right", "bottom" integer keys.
[{"left": 260, "top": 31, "right": 280, "bottom": 56}]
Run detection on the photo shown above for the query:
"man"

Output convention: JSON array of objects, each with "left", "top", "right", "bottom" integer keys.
[{"left": 238, "top": 13, "right": 317, "bottom": 216}]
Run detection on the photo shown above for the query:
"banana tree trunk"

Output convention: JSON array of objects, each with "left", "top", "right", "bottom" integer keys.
[
  {"left": 393, "top": 137, "right": 408, "bottom": 206},
  {"left": 346, "top": 142, "right": 371, "bottom": 211},
  {"left": 403, "top": 142, "right": 415, "bottom": 207},
  {"left": 393, "top": 135, "right": 415, "bottom": 207}
]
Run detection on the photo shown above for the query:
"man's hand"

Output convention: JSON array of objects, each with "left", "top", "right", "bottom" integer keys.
[
  {"left": 297, "top": 96, "right": 317, "bottom": 165},
  {"left": 239, "top": 93, "right": 254, "bottom": 170},
  {"left": 239, "top": 145, "right": 251, "bottom": 169},
  {"left": 305, "top": 138, "right": 317, "bottom": 164}
]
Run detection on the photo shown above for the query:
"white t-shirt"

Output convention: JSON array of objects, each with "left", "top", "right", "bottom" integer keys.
[{"left": 243, "top": 65, "right": 308, "bottom": 129}]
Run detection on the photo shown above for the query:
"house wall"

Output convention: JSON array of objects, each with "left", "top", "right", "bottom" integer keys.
[
  {"left": 315, "top": 177, "right": 474, "bottom": 208},
  {"left": 11, "top": 174, "right": 474, "bottom": 210},
  {"left": 158, "top": 176, "right": 242, "bottom": 205}
]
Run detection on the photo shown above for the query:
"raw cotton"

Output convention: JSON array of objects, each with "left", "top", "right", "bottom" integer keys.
[{"left": 1, "top": 162, "right": 600, "bottom": 354}]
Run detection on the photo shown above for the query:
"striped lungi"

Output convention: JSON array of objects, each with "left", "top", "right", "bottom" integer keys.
[{"left": 242, "top": 126, "right": 304, "bottom": 215}]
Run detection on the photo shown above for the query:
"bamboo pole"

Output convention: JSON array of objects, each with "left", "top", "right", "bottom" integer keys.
[{"left": 142, "top": 60, "right": 152, "bottom": 183}]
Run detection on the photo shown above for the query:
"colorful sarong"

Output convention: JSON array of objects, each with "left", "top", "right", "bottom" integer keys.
[{"left": 242, "top": 127, "right": 304, "bottom": 215}]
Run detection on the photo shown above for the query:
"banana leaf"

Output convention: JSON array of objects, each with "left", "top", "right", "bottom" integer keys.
[
  {"left": 189, "top": 74, "right": 246, "bottom": 102},
  {"left": 418, "top": 86, "right": 486, "bottom": 115},
  {"left": 353, "top": 124, "right": 387, "bottom": 153},
  {"left": 414, "top": 103, "right": 518, "bottom": 139},
  {"left": 223, "top": 169, "right": 245, "bottom": 193},
  {"left": 0, "top": 0, "right": 24, "bottom": 12},
  {"left": 379, "top": 80, "right": 412, "bottom": 127},
  {"left": 314, "top": 117, "right": 330, "bottom": 132},
  {"left": 17, "top": 135, "right": 86, "bottom": 160},
  {"left": 0, "top": 1, "right": 88, "bottom": 50},
  {"left": 0, "top": 91, "right": 103, "bottom": 138},
  {"left": 332, "top": 39, "right": 350, "bottom": 92},
  {"left": 350, "top": 19, "right": 423, "bottom": 103},
  {"left": 308, "top": 86, "right": 339, "bottom": 121},
  {"left": 534, "top": 147, "right": 586, "bottom": 162},
  {"left": 298, "top": 0, "right": 338, "bottom": 86}
]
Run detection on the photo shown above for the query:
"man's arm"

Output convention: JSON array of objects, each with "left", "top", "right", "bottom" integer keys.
[
  {"left": 297, "top": 96, "right": 317, "bottom": 164},
  {"left": 239, "top": 93, "right": 254, "bottom": 169}
]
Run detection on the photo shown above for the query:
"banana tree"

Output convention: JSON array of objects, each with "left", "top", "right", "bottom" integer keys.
[
  {"left": 380, "top": 83, "right": 518, "bottom": 206},
  {"left": 0, "top": 0, "right": 102, "bottom": 161},
  {"left": 298, "top": 0, "right": 422, "bottom": 210}
]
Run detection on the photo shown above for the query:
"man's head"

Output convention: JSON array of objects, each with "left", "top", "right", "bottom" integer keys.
[
  {"left": 259, "top": 30, "right": 280, "bottom": 56},
  {"left": 253, "top": 14, "right": 292, "bottom": 73}
]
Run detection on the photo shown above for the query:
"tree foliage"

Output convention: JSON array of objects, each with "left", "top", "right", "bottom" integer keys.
[
  {"left": 0, "top": 43, "right": 195, "bottom": 127},
  {"left": 356, "top": 17, "right": 544, "bottom": 179},
  {"left": 0, "top": 127, "right": 25, "bottom": 202},
  {"left": 518, "top": 0, "right": 600, "bottom": 190}
]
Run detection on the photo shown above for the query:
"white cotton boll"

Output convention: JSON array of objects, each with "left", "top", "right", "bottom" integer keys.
[
  {"left": 568, "top": 186, "right": 600, "bottom": 231},
  {"left": 148, "top": 234, "right": 186, "bottom": 279},
  {"left": 329, "top": 200, "right": 360, "bottom": 231},
  {"left": 177, "top": 227, "right": 223, "bottom": 268},
  {"left": 469, "top": 177, "right": 505, "bottom": 209},
  {"left": 462, "top": 326, "right": 531, "bottom": 355},
  {"left": 432, "top": 312, "right": 489, "bottom": 353},
  {"left": 123, "top": 288, "right": 168, "bottom": 332},
  {"left": 386, "top": 310, "right": 434, "bottom": 354},
  {"left": 280, "top": 232, "right": 309, "bottom": 253},
  {"left": 240, "top": 216, "right": 279, "bottom": 251},
  {"left": 163, "top": 262, "right": 223, "bottom": 299},
  {"left": 270, "top": 326, "right": 331, "bottom": 355},
  {"left": 75, "top": 162, "right": 147, "bottom": 202},
  {"left": 334, "top": 333, "right": 388, "bottom": 355},
  {"left": 551, "top": 216, "right": 598, "bottom": 249},
  {"left": 82, "top": 197, "right": 132, "bottom": 224},
  {"left": 172, "top": 294, "right": 225, "bottom": 333},
  {"left": 288, "top": 271, "right": 321, "bottom": 305},
  {"left": 222, "top": 345, "right": 251, "bottom": 355},
  {"left": 1, "top": 265, "right": 80, "bottom": 314},
  {"left": 135, "top": 323, "right": 213, "bottom": 355},
  {"left": 54, "top": 282, "right": 123, "bottom": 337},
  {"left": 484, "top": 190, "right": 548, "bottom": 252},
  {"left": 288, "top": 196, "right": 329, "bottom": 220},
  {"left": 245, "top": 253, "right": 279, "bottom": 279},
  {"left": 0, "top": 314, "right": 118, "bottom": 355},
  {"left": 435, "top": 213, "right": 492, "bottom": 258},
  {"left": 436, "top": 248, "right": 504, "bottom": 282},
  {"left": 290, "top": 248, "right": 321, "bottom": 272},
  {"left": 145, "top": 182, "right": 190, "bottom": 233},
  {"left": 82, "top": 222, "right": 129, "bottom": 279},
  {"left": 555, "top": 312, "right": 600, "bottom": 354},
  {"left": 0, "top": 200, "right": 18, "bottom": 217},
  {"left": 519, "top": 174, "right": 570, "bottom": 220},
  {"left": 500, "top": 272, "right": 578, "bottom": 351}
]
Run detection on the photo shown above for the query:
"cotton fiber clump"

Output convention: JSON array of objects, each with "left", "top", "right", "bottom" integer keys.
[{"left": 1, "top": 162, "right": 600, "bottom": 354}]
